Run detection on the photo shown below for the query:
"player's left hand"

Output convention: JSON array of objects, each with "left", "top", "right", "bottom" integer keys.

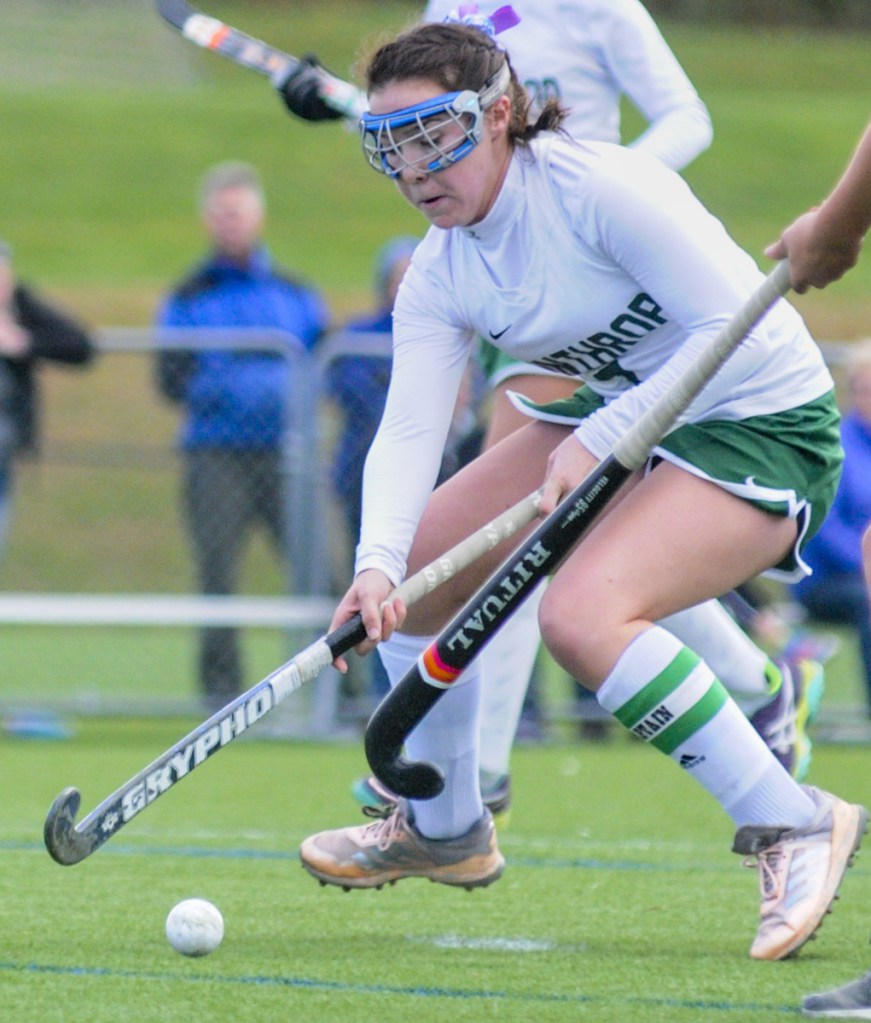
[
  {"left": 539, "top": 433, "right": 597, "bottom": 516},
  {"left": 328, "top": 569, "right": 406, "bottom": 672}
]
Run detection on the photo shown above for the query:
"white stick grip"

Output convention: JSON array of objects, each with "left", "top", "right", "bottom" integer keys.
[{"left": 391, "top": 490, "right": 542, "bottom": 607}]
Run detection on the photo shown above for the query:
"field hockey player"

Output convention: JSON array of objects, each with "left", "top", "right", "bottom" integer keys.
[
  {"left": 296, "top": 19, "right": 868, "bottom": 963},
  {"left": 280, "top": 3, "right": 826, "bottom": 820}
]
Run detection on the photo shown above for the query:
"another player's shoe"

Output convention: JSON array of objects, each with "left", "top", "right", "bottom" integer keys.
[
  {"left": 300, "top": 802, "right": 505, "bottom": 891},
  {"left": 480, "top": 774, "right": 512, "bottom": 829},
  {"left": 350, "top": 773, "right": 395, "bottom": 811},
  {"left": 750, "top": 657, "right": 824, "bottom": 781},
  {"left": 732, "top": 785, "right": 868, "bottom": 961},
  {"left": 351, "top": 772, "right": 513, "bottom": 829},
  {"left": 793, "top": 658, "right": 826, "bottom": 782},
  {"left": 802, "top": 971, "right": 871, "bottom": 1018}
]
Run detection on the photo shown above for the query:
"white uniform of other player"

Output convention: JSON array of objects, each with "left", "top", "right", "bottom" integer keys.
[{"left": 423, "top": 0, "right": 712, "bottom": 167}]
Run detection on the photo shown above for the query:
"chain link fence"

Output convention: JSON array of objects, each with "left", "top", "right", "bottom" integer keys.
[{"left": 1, "top": 327, "right": 394, "bottom": 736}]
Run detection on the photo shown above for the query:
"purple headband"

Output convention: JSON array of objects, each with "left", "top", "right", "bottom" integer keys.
[{"left": 447, "top": 4, "right": 521, "bottom": 41}]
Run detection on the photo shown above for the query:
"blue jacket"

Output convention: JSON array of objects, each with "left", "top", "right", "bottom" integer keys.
[
  {"left": 155, "top": 248, "right": 329, "bottom": 449},
  {"left": 793, "top": 409, "right": 871, "bottom": 592}
]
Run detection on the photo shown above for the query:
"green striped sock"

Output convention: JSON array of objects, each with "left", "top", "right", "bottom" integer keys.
[
  {"left": 611, "top": 646, "right": 729, "bottom": 755},
  {"left": 600, "top": 628, "right": 796, "bottom": 821}
]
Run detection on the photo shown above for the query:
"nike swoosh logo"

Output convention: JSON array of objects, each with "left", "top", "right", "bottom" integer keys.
[{"left": 488, "top": 325, "right": 512, "bottom": 340}]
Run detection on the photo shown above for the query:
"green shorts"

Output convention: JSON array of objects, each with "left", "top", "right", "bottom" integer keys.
[{"left": 522, "top": 386, "right": 843, "bottom": 580}]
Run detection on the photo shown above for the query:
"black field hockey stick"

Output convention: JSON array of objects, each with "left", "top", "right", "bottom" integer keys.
[
  {"left": 156, "top": 0, "right": 366, "bottom": 121},
  {"left": 365, "top": 261, "right": 793, "bottom": 800},
  {"left": 43, "top": 492, "right": 542, "bottom": 865}
]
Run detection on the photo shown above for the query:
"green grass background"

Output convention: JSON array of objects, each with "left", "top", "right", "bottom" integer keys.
[{"left": 1, "top": 2, "right": 870, "bottom": 327}]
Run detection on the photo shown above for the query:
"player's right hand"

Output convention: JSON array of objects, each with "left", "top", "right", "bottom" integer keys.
[
  {"left": 276, "top": 54, "right": 344, "bottom": 122},
  {"left": 540, "top": 433, "right": 597, "bottom": 516}
]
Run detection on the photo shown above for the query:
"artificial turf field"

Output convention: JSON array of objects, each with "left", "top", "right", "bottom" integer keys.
[{"left": 4, "top": 717, "right": 871, "bottom": 1023}]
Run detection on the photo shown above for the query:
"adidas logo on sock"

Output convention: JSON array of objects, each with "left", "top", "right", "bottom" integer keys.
[{"left": 678, "top": 752, "right": 706, "bottom": 770}]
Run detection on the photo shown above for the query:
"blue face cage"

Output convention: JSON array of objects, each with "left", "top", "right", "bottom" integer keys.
[{"left": 360, "top": 62, "right": 510, "bottom": 178}]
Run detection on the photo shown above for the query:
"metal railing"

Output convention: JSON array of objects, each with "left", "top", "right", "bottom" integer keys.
[{"left": 0, "top": 327, "right": 393, "bottom": 735}]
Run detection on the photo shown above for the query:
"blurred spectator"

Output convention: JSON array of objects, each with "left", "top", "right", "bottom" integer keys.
[
  {"left": 155, "top": 162, "right": 330, "bottom": 712},
  {"left": 791, "top": 340, "right": 871, "bottom": 715},
  {"left": 325, "top": 235, "right": 484, "bottom": 708},
  {"left": 326, "top": 237, "right": 417, "bottom": 552},
  {"left": 0, "top": 240, "right": 95, "bottom": 560}
]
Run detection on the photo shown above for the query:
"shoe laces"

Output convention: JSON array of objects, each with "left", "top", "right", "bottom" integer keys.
[
  {"left": 743, "top": 831, "right": 823, "bottom": 915},
  {"left": 745, "top": 845, "right": 787, "bottom": 906},
  {"left": 361, "top": 804, "right": 410, "bottom": 851}
]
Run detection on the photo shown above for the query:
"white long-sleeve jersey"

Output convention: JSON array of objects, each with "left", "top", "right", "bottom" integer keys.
[
  {"left": 356, "top": 138, "right": 832, "bottom": 585},
  {"left": 422, "top": 0, "right": 712, "bottom": 170}
]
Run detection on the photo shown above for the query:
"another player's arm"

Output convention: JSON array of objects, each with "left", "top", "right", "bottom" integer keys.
[{"left": 766, "top": 120, "right": 871, "bottom": 292}]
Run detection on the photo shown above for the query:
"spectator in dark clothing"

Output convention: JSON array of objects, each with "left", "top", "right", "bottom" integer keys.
[
  {"left": 155, "top": 162, "right": 330, "bottom": 712},
  {"left": 0, "top": 240, "right": 95, "bottom": 557}
]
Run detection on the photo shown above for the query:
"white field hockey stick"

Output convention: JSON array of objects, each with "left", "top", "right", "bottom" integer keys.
[
  {"left": 366, "top": 262, "right": 793, "bottom": 798},
  {"left": 43, "top": 490, "right": 542, "bottom": 865},
  {"left": 156, "top": 0, "right": 367, "bottom": 121}
]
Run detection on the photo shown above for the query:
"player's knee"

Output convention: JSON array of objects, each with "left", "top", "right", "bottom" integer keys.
[{"left": 538, "top": 585, "right": 602, "bottom": 669}]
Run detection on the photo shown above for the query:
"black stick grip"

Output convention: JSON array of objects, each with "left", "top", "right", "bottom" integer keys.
[{"left": 325, "top": 614, "right": 368, "bottom": 660}]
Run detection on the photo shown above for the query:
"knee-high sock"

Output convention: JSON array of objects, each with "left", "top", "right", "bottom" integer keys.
[
  {"left": 478, "top": 582, "right": 545, "bottom": 784},
  {"left": 476, "top": 595, "right": 774, "bottom": 785},
  {"left": 377, "top": 632, "right": 483, "bottom": 839},
  {"left": 595, "top": 626, "right": 815, "bottom": 828},
  {"left": 660, "top": 600, "right": 771, "bottom": 710}
]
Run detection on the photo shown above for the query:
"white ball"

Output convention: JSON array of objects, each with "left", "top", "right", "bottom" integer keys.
[{"left": 165, "top": 898, "right": 224, "bottom": 957}]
